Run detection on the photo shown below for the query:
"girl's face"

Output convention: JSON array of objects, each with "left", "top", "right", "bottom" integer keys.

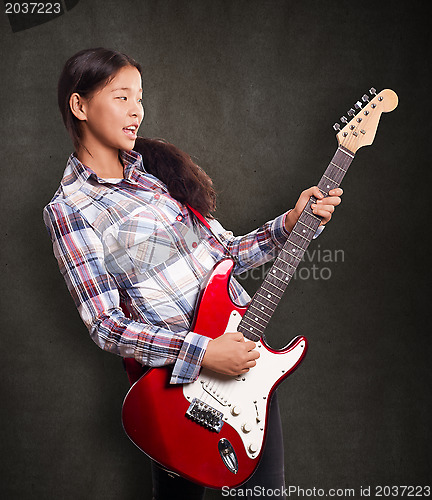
[{"left": 78, "top": 65, "right": 144, "bottom": 153}]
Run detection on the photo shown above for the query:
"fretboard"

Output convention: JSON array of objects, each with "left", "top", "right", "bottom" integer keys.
[{"left": 238, "top": 145, "right": 355, "bottom": 341}]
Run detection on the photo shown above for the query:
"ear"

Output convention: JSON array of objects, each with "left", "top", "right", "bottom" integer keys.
[{"left": 69, "top": 93, "right": 88, "bottom": 121}]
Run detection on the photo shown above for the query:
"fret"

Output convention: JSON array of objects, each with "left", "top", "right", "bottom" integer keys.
[
  {"left": 300, "top": 210, "right": 321, "bottom": 225},
  {"left": 239, "top": 326, "right": 261, "bottom": 341},
  {"left": 254, "top": 292, "right": 278, "bottom": 307},
  {"left": 271, "top": 262, "right": 296, "bottom": 276},
  {"left": 270, "top": 267, "right": 295, "bottom": 284},
  {"left": 250, "top": 291, "right": 276, "bottom": 307},
  {"left": 241, "top": 316, "right": 264, "bottom": 332},
  {"left": 322, "top": 173, "right": 337, "bottom": 184},
  {"left": 303, "top": 209, "right": 322, "bottom": 224},
  {"left": 284, "top": 235, "right": 309, "bottom": 251},
  {"left": 264, "top": 281, "right": 288, "bottom": 298},
  {"left": 334, "top": 152, "right": 353, "bottom": 170},
  {"left": 296, "top": 219, "right": 315, "bottom": 233},
  {"left": 262, "top": 279, "right": 285, "bottom": 294},
  {"left": 283, "top": 250, "right": 302, "bottom": 262},
  {"left": 325, "top": 167, "right": 344, "bottom": 184},
  {"left": 292, "top": 228, "right": 310, "bottom": 241},
  {"left": 330, "top": 161, "right": 347, "bottom": 174},
  {"left": 297, "top": 217, "right": 316, "bottom": 230},
  {"left": 319, "top": 176, "right": 338, "bottom": 191},
  {"left": 278, "top": 249, "right": 302, "bottom": 265},
  {"left": 247, "top": 303, "right": 272, "bottom": 319},
  {"left": 247, "top": 304, "right": 272, "bottom": 322},
  {"left": 267, "top": 270, "right": 291, "bottom": 285},
  {"left": 242, "top": 314, "right": 266, "bottom": 329},
  {"left": 288, "top": 240, "right": 307, "bottom": 253},
  {"left": 241, "top": 313, "right": 269, "bottom": 336},
  {"left": 269, "top": 273, "right": 292, "bottom": 286},
  {"left": 338, "top": 146, "right": 354, "bottom": 158}
]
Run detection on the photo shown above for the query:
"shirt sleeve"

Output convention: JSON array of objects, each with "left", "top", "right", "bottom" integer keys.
[
  {"left": 43, "top": 201, "right": 210, "bottom": 385},
  {"left": 207, "top": 211, "right": 289, "bottom": 275},
  {"left": 209, "top": 211, "right": 325, "bottom": 276}
]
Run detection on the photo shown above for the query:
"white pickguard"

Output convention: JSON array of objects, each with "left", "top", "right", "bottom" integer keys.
[{"left": 183, "top": 310, "right": 306, "bottom": 459}]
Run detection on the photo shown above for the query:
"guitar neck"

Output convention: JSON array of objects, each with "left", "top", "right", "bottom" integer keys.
[{"left": 238, "top": 145, "right": 355, "bottom": 341}]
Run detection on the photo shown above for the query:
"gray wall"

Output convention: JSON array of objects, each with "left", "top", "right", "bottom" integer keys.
[{"left": 1, "top": 1, "right": 430, "bottom": 498}]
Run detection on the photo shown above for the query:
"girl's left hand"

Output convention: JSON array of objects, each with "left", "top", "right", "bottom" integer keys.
[{"left": 285, "top": 186, "right": 343, "bottom": 233}]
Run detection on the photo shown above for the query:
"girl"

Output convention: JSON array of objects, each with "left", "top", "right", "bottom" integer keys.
[{"left": 44, "top": 48, "right": 342, "bottom": 499}]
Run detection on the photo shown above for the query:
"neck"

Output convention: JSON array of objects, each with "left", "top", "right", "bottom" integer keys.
[
  {"left": 76, "top": 142, "right": 124, "bottom": 179},
  {"left": 238, "top": 144, "right": 355, "bottom": 341}
]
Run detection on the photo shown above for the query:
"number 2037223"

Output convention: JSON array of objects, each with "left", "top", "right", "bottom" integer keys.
[{"left": 5, "top": 3, "right": 61, "bottom": 14}]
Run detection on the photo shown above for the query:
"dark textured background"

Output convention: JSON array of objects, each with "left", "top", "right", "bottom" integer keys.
[{"left": 1, "top": 1, "right": 430, "bottom": 498}]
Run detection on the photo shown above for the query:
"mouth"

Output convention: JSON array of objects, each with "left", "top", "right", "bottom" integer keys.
[{"left": 123, "top": 125, "right": 138, "bottom": 140}]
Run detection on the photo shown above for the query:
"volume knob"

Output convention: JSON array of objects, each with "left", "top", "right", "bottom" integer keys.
[
  {"left": 231, "top": 405, "right": 241, "bottom": 416},
  {"left": 241, "top": 422, "right": 252, "bottom": 433},
  {"left": 248, "top": 442, "right": 258, "bottom": 454}
]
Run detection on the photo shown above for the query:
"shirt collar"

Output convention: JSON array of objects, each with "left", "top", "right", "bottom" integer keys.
[{"left": 60, "top": 149, "right": 167, "bottom": 195}]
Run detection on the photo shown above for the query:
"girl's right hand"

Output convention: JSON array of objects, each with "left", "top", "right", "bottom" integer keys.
[{"left": 201, "top": 332, "right": 260, "bottom": 376}]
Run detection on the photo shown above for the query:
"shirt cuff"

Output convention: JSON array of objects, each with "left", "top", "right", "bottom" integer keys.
[
  {"left": 313, "top": 225, "right": 325, "bottom": 239},
  {"left": 169, "top": 331, "right": 211, "bottom": 384},
  {"left": 273, "top": 210, "right": 325, "bottom": 242},
  {"left": 270, "top": 211, "right": 291, "bottom": 247}
]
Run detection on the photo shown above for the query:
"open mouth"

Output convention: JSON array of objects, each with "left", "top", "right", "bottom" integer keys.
[{"left": 123, "top": 125, "right": 138, "bottom": 139}]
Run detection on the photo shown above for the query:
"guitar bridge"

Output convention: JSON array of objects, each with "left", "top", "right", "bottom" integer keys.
[{"left": 185, "top": 398, "right": 224, "bottom": 432}]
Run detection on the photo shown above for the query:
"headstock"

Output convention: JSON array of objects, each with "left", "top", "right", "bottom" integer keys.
[{"left": 333, "top": 88, "right": 398, "bottom": 153}]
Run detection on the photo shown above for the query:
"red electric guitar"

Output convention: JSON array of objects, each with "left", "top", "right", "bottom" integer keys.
[{"left": 122, "top": 89, "right": 398, "bottom": 488}]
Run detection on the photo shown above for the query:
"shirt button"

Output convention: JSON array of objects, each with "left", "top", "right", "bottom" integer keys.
[
  {"left": 154, "top": 193, "right": 160, "bottom": 200},
  {"left": 176, "top": 215, "right": 183, "bottom": 221},
  {"left": 192, "top": 242, "right": 197, "bottom": 248}
]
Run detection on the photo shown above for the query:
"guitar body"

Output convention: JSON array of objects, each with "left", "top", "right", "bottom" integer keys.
[{"left": 122, "top": 258, "right": 308, "bottom": 488}]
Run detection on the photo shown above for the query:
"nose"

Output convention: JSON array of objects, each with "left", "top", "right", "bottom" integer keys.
[{"left": 129, "top": 100, "right": 144, "bottom": 122}]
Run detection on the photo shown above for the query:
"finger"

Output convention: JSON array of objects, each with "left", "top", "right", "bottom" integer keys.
[
  {"left": 316, "top": 196, "right": 341, "bottom": 206},
  {"left": 311, "top": 203, "right": 335, "bottom": 214},
  {"left": 311, "top": 208, "right": 333, "bottom": 225},
  {"left": 249, "top": 350, "right": 260, "bottom": 360},
  {"left": 228, "top": 331, "right": 245, "bottom": 341},
  {"left": 245, "top": 348, "right": 260, "bottom": 360},
  {"left": 244, "top": 340, "right": 257, "bottom": 351},
  {"left": 329, "top": 188, "right": 343, "bottom": 196},
  {"left": 309, "top": 186, "right": 324, "bottom": 200},
  {"left": 313, "top": 212, "right": 332, "bottom": 224}
]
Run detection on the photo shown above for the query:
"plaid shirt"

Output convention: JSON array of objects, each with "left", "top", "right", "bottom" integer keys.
[{"left": 43, "top": 150, "right": 294, "bottom": 384}]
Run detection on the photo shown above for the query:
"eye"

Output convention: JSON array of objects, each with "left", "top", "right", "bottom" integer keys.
[{"left": 116, "top": 96, "right": 127, "bottom": 101}]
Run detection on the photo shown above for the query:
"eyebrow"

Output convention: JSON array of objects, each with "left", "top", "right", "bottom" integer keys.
[{"left": 110, "top": 87, "right": 143, "bottom": 92}]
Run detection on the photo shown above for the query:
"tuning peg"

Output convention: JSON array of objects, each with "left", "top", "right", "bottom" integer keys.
[
  {"left": 362, "top": 94, "right": 369, "bottom": 103},
  {"left": 355, "top": 101, "right": 363, "bottom": 110},
  {"left": 347, "top": 108, "right": 355, "bottom": 117},
  {"left": 369, "top": 87, "right": 377, "bottom": 96},
  {"left": 333, "top": 123, "right": 341, "bottom": 131},
  {"left": 340, "top": 116, "right": 348, "bottom": 124}
]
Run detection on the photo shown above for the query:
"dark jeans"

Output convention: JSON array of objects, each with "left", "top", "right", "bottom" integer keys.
[{"left": 151, "top": 391, "right": 286, "bottom": 500}]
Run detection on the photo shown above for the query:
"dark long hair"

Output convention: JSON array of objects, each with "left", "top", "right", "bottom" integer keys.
[
  {"left": 58, "top": 47, "right": 141, "bottom": 151},
  {"left": 133, "top": 137, "right": 217, "bottom": 217}
]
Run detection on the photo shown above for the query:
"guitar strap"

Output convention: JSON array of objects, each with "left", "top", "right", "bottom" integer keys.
[{"left": 186, "top": 204, "right": 239, "bottom": 265}]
